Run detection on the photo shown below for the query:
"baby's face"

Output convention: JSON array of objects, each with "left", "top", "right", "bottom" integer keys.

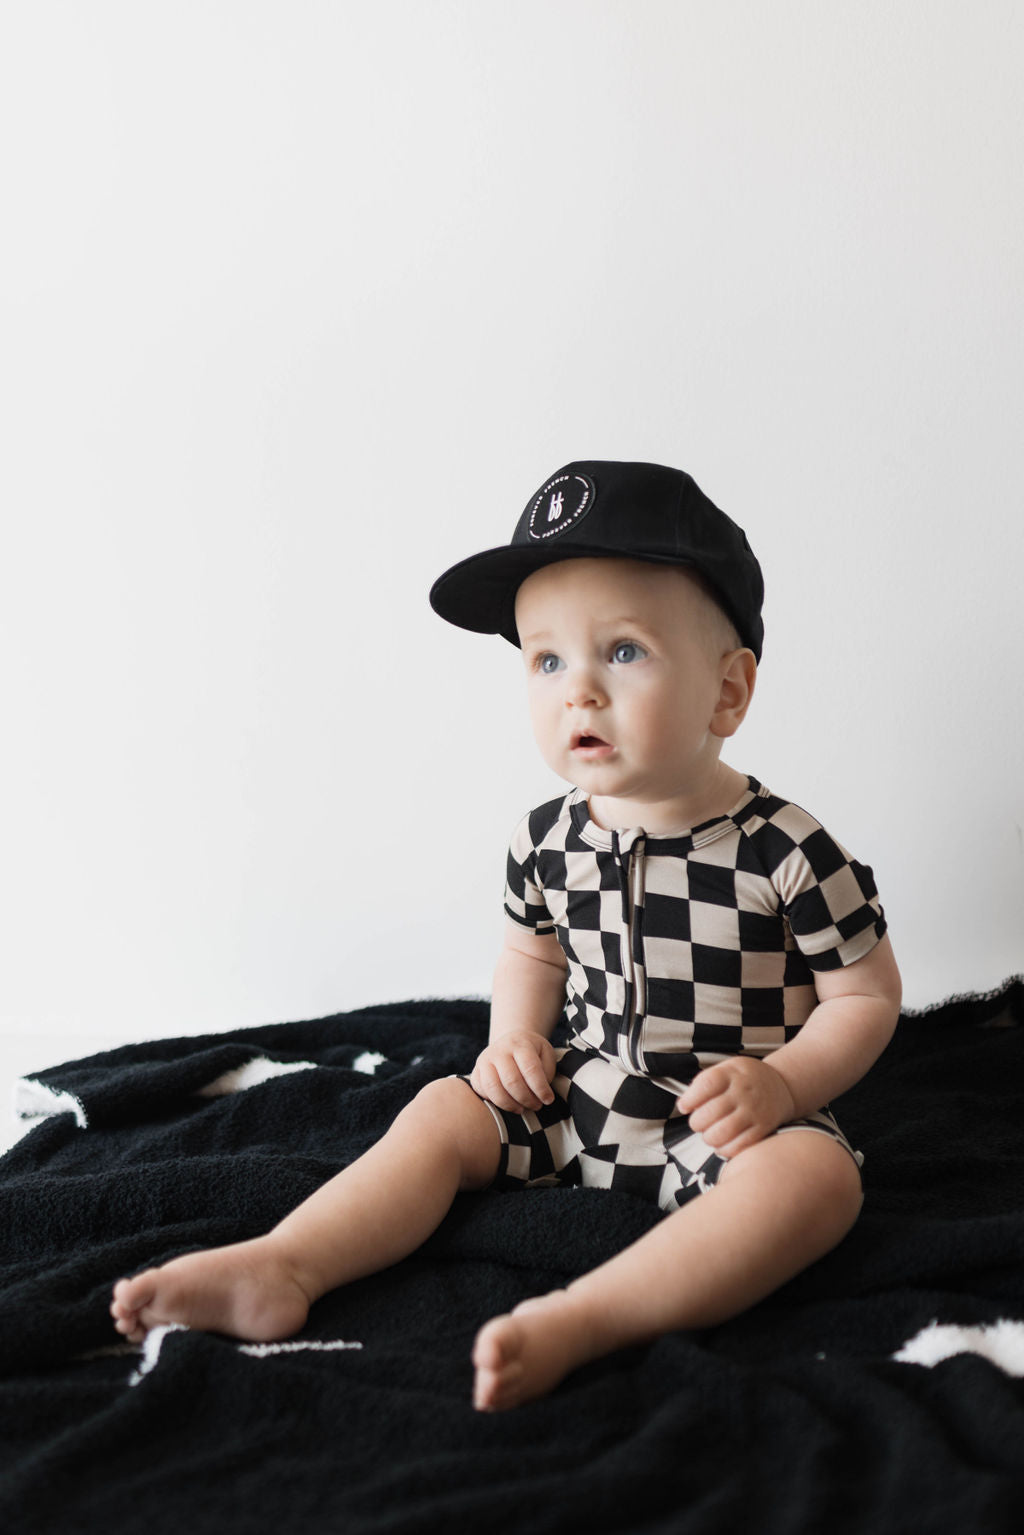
[{"left": 514, "top": 558, "right": 741, "bottom": 813}]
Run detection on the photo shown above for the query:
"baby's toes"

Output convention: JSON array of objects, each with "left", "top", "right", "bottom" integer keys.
[
  {"left": 114, "top": 1271, "right": 157, "bottom": 1311},
  {"left": 474, "top": 1362, "right": 518, "bottom": 1412},
  {"left": 110, "top": 1305, "right": 139, "bottom": 1341},
  {"left": 472, "top": 1316, "right": 525, "bottom": 1410},
  {"left": 110, "top": 1274, "right": 155, "bottom": 1340},
  {"left": 472, "top": 1315, "right": 511, "bottom": 1372}
]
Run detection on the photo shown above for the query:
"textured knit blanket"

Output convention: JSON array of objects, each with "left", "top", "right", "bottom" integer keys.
[{"left": 2, "top": 982, "right": 1023, "bottom": 1534}]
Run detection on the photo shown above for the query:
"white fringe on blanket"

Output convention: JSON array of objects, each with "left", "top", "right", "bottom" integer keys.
[{"left": 129, "top": 1324, "right": 363, "bottom": 1386}]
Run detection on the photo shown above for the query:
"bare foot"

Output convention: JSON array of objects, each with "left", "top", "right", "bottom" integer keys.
[
  {"left": 109, "top": 1236, "right": 313, "bottom": 1345},
  {"left": 471, "top": 1289, "right": 602, "bottom": 1411}
]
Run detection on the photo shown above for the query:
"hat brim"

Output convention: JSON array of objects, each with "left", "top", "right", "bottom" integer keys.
[{"left": 428, "top": 543, "right": 709, "bottom": 648}]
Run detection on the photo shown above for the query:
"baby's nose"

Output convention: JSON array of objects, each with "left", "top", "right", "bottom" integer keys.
[{"left": 564, "top": 668, "right": 606, "bottom": 708}]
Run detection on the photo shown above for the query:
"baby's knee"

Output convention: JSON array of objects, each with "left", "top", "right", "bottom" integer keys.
[
  {"left": 724, "top": 1129, "right": 863, "bottom": 1220},
  {"left": 798, "top": 1135, "right": 864, "bottom": 1235},
  {"left": 833, "top": 1146, "right": 865, "bottom": 1219},
  {"left": 405, "top": 1075, "right": 479, "bottom": 1122},
  {"left": 397, "top": 1076, "right": 502, "bottom": 1188}
]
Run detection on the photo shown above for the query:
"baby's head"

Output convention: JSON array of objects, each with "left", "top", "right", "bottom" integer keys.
[
  {"left": 429, "top": 459, "right": 763, "bottom": 662},
  {"left": 430, "top": 461, "right": 763, "bottom": 807},
  {"left": 508, "top": 553, "right": 756, "bottom": 805}
]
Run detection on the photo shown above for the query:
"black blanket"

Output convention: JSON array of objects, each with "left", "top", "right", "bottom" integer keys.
[{"left": 2, "top": 983, "right": 1024, "bottom": 1533}]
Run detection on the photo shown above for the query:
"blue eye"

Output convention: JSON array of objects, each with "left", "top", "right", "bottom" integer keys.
[
  {"left": 538, "top": 653, "right": 565, "bottom": 674},
  {"left": 612, "top": 642, "right": 647, "bottom": 664}
]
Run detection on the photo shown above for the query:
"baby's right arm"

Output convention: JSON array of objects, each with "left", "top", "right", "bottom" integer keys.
[{"left": 469, "top": 922, "right": 568, "bottom": 1113}]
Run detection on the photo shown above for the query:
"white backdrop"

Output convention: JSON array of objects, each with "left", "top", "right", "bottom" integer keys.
[{"left": 2, "top": 0, "right": 1022, "bottom": 1048}]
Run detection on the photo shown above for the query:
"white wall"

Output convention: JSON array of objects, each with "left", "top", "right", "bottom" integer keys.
[{"left": 2, "top": 0, "right": 1021, "bottom": 1047}]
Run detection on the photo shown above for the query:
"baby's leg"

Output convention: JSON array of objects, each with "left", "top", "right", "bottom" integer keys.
[
  {"left": 111, "top": 1078, "right": 501, "bottom": 1343},
  {"left": 472, "top": 1128, "right": 862, "bottom": 1411}
]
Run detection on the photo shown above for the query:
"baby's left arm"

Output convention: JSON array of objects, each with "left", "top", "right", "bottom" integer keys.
[{"left": 677, "top": 934, "right": 901, "bottom": 1160}]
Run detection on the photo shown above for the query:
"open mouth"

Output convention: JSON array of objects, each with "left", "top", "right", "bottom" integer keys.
[{"left": 572, "top": 731, "right": 613, "bottom": 753}]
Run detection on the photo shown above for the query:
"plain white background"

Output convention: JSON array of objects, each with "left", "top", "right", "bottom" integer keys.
[{"left": 2, "top": 3, "right": 1022, "bottom": 1127}]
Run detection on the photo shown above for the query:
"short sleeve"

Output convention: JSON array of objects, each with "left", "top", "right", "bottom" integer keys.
[
  {"left": 745, "top": 799, "right": 887, "bottom": 972},
  {"left": 503, "top": 811, "right": 556, "bottom": 935}
]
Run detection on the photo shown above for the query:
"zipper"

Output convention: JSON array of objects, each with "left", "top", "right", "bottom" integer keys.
[{"left": 612, "top": 830, "right": 647, "bottom": 1072}]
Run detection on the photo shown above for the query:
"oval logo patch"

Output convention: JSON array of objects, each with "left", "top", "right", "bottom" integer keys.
[{"left": 526, "top": 472, "right": 596, "bottom": 542}]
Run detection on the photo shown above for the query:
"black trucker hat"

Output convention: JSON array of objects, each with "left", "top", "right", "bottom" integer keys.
[{"left": 429, "top": 459, "right": 765, "bottom": 661}]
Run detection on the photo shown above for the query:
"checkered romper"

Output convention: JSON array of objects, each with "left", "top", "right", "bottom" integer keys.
[{"left": 467, "top": 776, "right": 886, "bottom": 1212}]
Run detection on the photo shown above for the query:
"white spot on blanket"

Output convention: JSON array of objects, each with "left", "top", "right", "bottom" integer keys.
[
  {"left": 196, "top": 1050, "right": 388, "bottom": 1096},
  {"left": 352, "top": 1051, "right": 386, "bottom": 1075},
  {"left": 238, "top": 1339, "right": 363, "bottom": 1358},
  {"left": 894, "top": 1319, "right": 1024, "bottom": 1377},
  {"left": 128, "top": 1324, "right": 362, "bottom": 1385},
  {"left": 196, "top": 1056, "right": 319, "bottom": 1097},
  {"left": 129, "top": 1323, "right": 188, "bottom": 1385},
  {"left": 15, "top": 1077, "right": 89, "bottom": 1129}
]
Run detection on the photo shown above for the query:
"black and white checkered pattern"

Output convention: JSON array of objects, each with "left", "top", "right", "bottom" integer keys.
[
  {"left": 504, "top": 776, "right": 886, "bottom": 1089},
  {"left": 463, "top": 1044, "right": 861, "bottom": 1213}
]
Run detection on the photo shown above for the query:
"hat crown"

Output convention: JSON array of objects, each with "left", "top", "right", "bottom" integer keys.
[{"left": 429, "top": 459, "right": 765, "bottom": 661}]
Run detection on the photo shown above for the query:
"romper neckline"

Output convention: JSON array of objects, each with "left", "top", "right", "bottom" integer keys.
[{"left": 568, "top": 774, "right": 766, "bottom": 853}]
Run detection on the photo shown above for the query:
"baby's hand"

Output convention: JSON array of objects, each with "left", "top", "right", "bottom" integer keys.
[
  {"left": 676, "top": 1057, "right": 797, "bottom": 1159},
  {"left": 470, "top": 1032, "right": 557, "bottom": 1113}
]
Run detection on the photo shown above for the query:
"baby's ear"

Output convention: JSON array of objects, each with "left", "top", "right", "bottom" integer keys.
[{"left": 710, "top": 650, "right": 757, "bottom": 738}]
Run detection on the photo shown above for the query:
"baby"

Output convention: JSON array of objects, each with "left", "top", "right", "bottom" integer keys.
[{"left": 111, "top": 459, "right": 902, "bottom": 1412}]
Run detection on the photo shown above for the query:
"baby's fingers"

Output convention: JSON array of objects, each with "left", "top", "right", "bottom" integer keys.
[
  {"left": 512, "top": 1046, "right": 555, "bottom": 1107},
  {"left": 685, "top": 1096, "right": 733, "bottom": 1135},
  {"left": 474, "top": 1056, "right": 549, "bottom": 1112},
  {"left": 495, "top": 1063, "right": 549, "bottom": 1110},
  {"left": 677, "top": 1065, "right": 727, "bottom": 1113},
  {"left": 470, "top": 1061, "right": 522, "bottom": 1112}
]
